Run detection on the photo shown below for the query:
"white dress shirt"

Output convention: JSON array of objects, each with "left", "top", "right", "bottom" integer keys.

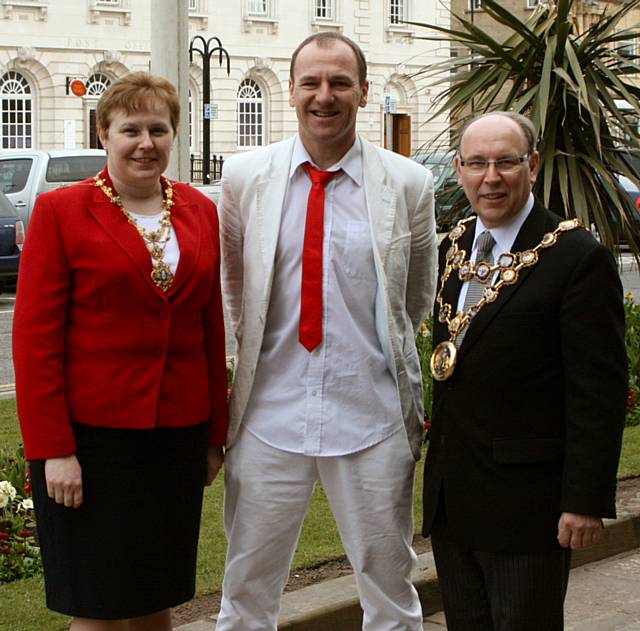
[
  {"left": 457, "top": 193, "right": 534, "bottom": 313},
  {"left": 242, "top": 136, "right": 403, "bottom": 456}
]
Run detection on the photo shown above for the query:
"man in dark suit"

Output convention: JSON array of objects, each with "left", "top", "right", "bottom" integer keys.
[{"left": 422, "top": 111, "right": 628, "bottom": 630}]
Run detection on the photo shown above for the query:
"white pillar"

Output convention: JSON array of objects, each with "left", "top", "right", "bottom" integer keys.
[{"left": 151, "top": 0, "right": 189, "bottom": 182}]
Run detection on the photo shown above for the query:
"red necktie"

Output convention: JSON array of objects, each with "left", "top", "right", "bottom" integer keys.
[{"left": 300, "top": 163, "right": 339, "bottom": 351}]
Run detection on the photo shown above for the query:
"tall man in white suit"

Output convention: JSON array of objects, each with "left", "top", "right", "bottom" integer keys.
[{"left": 216, "top": 32, "right": 437, "bottom": 630}]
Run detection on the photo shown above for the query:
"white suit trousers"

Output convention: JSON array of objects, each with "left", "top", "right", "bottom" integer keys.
[{"left": 216, "top": 428, "right": 423, "bottom": 631}]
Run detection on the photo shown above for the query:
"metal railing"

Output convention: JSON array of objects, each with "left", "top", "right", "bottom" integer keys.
[{"left": 190, "top": 154, "right": 224, "bottom": 183}]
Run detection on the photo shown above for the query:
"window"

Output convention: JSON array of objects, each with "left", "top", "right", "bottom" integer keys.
[
  {"left": 315, "top": 0, "right": 334, "bottom": 19},
  {"left": 390, "top": 0, "right": 403, "bottom": 24},
  {"left": 46, "top": 156, "right": 107, "bottom": 182},
  {"left": 84, "top": 74, "right": 111, "bottom": 149},
  {"left": 0, "top": 71, "right": 32, "bottom": 150},
  {"left": 0, "top": 159, "right": 32, "bottom": 194},
  {"left": 89, "top": 0, "right": 131, "bottom": 24},
  {"left": 189, "top": 0, "right": 198, "bottom": 9},
  {"left": 85, "top": 73, "right": 111, "bottom": 98},
  {"left": 526, "top": 0, "right": 540, "bottom": 7},
  {"left": 469, "top": 0, "right": 482, "bottom": 9},
  {"left": 237, "top": 79, "right": 264, "bottom": 148},
  {"left": 247, "top": 0, "right": 268, "bottom": 15}
]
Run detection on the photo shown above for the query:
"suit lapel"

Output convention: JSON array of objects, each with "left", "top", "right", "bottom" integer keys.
[
  {"left": 87, "top": 187, "right": 168, "bottom": 299},
  {"left": 460, "top": 202, "right": 551, "bottom": 353},
  {"left": 168, "top": 198, "right": 200, "bottom": 297},
  {"left": 256, "top": 139, "right": 295, "bottom": 300},
  {"left": 361, "top": 139, "right": 396, "bottom": 264}
]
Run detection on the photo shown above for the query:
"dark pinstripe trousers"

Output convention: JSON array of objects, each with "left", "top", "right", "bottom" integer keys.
[{"left": 431, "top": 503, "right": 572, "bottom": 631}]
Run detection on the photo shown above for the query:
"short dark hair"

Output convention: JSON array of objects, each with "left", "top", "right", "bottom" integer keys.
[
  {"left": 289, "top": 32, "right": 367, "bottom": 85},
  {"left": 97, "top": 72, "right": 180, "bottom": 136},
  {"left": 458, "top": 111, "right": 537, "bottom": 154}
]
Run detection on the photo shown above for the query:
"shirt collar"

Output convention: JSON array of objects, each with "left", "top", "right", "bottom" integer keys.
[
  {"left": 290, "top": 135, "right": 363, "bottom": 186},
  {"left": 474, "top": 193, "right": 534, "bottom": 254}
]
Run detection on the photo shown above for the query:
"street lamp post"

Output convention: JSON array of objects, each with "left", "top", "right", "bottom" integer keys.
[{"left": 189, "top": 36, "right": 230, "bottom": 184}]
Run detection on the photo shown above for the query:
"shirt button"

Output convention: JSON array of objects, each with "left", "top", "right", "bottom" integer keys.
[{"left": 311, "top": 390, "right": 317, "bottom": 396}]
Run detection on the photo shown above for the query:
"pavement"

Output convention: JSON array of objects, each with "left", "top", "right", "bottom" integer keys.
[{"left": 176, "top": 482, "right": 640, "bottom": 631}]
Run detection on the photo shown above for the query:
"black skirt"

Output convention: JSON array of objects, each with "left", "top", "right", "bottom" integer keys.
[{"left": 30, "top": 422, "right": 209, "bottom": 620}]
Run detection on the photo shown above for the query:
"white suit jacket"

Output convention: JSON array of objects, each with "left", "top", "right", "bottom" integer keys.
[{"left": 219, "top": 136, "right": 437, "bottom": 460}]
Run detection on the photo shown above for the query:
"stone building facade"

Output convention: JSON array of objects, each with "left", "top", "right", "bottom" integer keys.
[{"left": 0, "top": 0, "right": 451, "bottom": 162}]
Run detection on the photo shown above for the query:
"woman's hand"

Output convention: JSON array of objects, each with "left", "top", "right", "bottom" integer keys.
[
  {"left": 44, "top": 455, "right": 83, "bottom": 508},
  {"left": 206, "top": 446, "right": 224, "bottom": 486}
]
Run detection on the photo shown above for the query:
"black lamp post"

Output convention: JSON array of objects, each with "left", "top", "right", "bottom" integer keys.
[{"left": 189, "top": 35, "right": 230, "bottom": 184}]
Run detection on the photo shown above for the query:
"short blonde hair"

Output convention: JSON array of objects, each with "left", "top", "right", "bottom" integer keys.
[{"left": 97, "top": 72, "right": 180, "bottom": 136}]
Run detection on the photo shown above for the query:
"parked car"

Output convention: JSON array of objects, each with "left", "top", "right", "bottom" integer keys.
[
  {"left": 0, "top": 149, "right": 107, "bottom": 228},
  {"left": 618, "top": 174, "right": 640, "bottom": 206},
  {"left": 411, "top": 150, "right": 469, "bottom": 232},
  {"left": 610, "top": 173, "right": 640, "bottom": 246},
  {"left": 0, "top": 190, "right": 24, "bottom": 291},
  {"left": 191, "top": 180, "right": 222, "bottom": 205}
]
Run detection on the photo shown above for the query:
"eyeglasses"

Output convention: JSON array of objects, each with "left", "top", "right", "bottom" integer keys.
[{"left": 459, "top": 154, "right": 530, "bottom": 174}]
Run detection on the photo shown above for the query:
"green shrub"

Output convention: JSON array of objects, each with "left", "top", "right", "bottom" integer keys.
[
  {"left": 625, "top": 294, "right": 640, "bottom": 427},
  {"left": 0, "top": 447, "right": 41, "bottom": 584}
]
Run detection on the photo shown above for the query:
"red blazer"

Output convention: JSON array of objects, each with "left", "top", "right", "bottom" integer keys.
[{"left": 13, "top": 177, "right": 228, "bottom": 460}]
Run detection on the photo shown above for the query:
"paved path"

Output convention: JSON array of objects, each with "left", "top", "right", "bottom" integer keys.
[{"left": 423, "top": 548, "right": 640, "bottom": 630}]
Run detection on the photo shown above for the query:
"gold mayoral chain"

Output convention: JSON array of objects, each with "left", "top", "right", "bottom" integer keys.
[
  {"left": 94, "top": 173, "right": 176, "bottom": 292},
  {"left": 430, "top": 216, "right": 584, "bottom": 382}
]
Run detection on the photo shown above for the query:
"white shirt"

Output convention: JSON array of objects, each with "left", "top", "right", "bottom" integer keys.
[
  {"left": 242, "top": 136, "right": 403, "bottom": 456},
  {"left": 457, "top": 193, "right": 534, "bottom": 313},
  {"left": 129, "top": 211, "right": 180, "bottom": 274}
]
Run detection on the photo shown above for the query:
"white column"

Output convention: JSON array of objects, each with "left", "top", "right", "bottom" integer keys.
[{"left": 151, "top": 0, "right": 190, "bottom": 182}]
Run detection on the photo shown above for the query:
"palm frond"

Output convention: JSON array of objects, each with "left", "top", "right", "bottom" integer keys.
[{"left": 410, "top": 0, "right": 640, "bottom": 257}]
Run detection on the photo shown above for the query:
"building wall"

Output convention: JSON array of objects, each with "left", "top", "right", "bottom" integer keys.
[
  {"left": 448, "top": 0, "right": 640, "bottom": 135},
  {"left": 0, "top": 0, "right": 451, "bottom": 162}
]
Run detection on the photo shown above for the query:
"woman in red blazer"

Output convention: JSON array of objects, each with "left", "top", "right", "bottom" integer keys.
[{"left": 13, "top": 72, "right": 228, "bottom": 631}]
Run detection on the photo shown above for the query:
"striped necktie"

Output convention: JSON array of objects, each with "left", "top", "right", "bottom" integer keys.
[{"left": 456, "top": 230, "right": 495, "bottom": 348}]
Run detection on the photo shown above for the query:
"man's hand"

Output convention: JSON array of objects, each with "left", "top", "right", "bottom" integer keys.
[
  {"left": 44, "top": 455, "right": 83, "bottom": 508},
  {"left": 557, "top": 512, "right": 603, "bottom": 549},
  {"left": 206, "top": 445, "right": 224, "bottom": 486}
]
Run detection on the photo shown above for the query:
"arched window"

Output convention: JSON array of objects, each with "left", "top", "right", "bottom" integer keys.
[
  {"left": 1, "top": 71, "right": 33, "bottom": 150},
  {"left": 85, "top": 72, "right": 111, "bottom": 98},
  {"left": 85, "top": 73, "right": 111, "bottom": 149},
  {"left": 237, "top": 79, "right": 264, "bottom": 148}
]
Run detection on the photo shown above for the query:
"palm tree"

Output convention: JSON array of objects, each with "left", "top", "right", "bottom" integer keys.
[{"left": 410, "top": 0, "right": 640, "bottom": 256}]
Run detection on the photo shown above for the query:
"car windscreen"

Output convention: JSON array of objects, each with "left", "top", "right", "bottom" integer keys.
[
  {"left": 46, "top": 156, "right": 107, "bottom": 183},
  {"left": 0, "top": 158, "right": 33, "bottom": 194}
]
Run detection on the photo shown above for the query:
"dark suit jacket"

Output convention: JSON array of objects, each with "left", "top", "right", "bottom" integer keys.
[
  {"left": 13, "top": 176, "right": 228, "bottom": 461},
  {"left": 422, "top": 200, "right": 627, "bottom": 553}
]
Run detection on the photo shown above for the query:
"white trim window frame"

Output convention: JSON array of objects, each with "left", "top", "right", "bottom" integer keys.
[
  {"left": 237, "top": 79, "right": 265, "bottom": 149},
  {"left": 469, "top": 0, "right": 482, "bottom": 10},
  {"left": 389, "top": 0, "right": 404, "bottom": 24},
  {"left": 0, "top": 71, "right": 33, "bottom": 150},
  {"left": 526, "top": 0, "right": 539, "bottom": 8},
  {"left": 247, "top": 0, "right": 268, "bottom": 16},
  {"left": 314, "top": 0, "right": 335, "bottom": 20}
]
